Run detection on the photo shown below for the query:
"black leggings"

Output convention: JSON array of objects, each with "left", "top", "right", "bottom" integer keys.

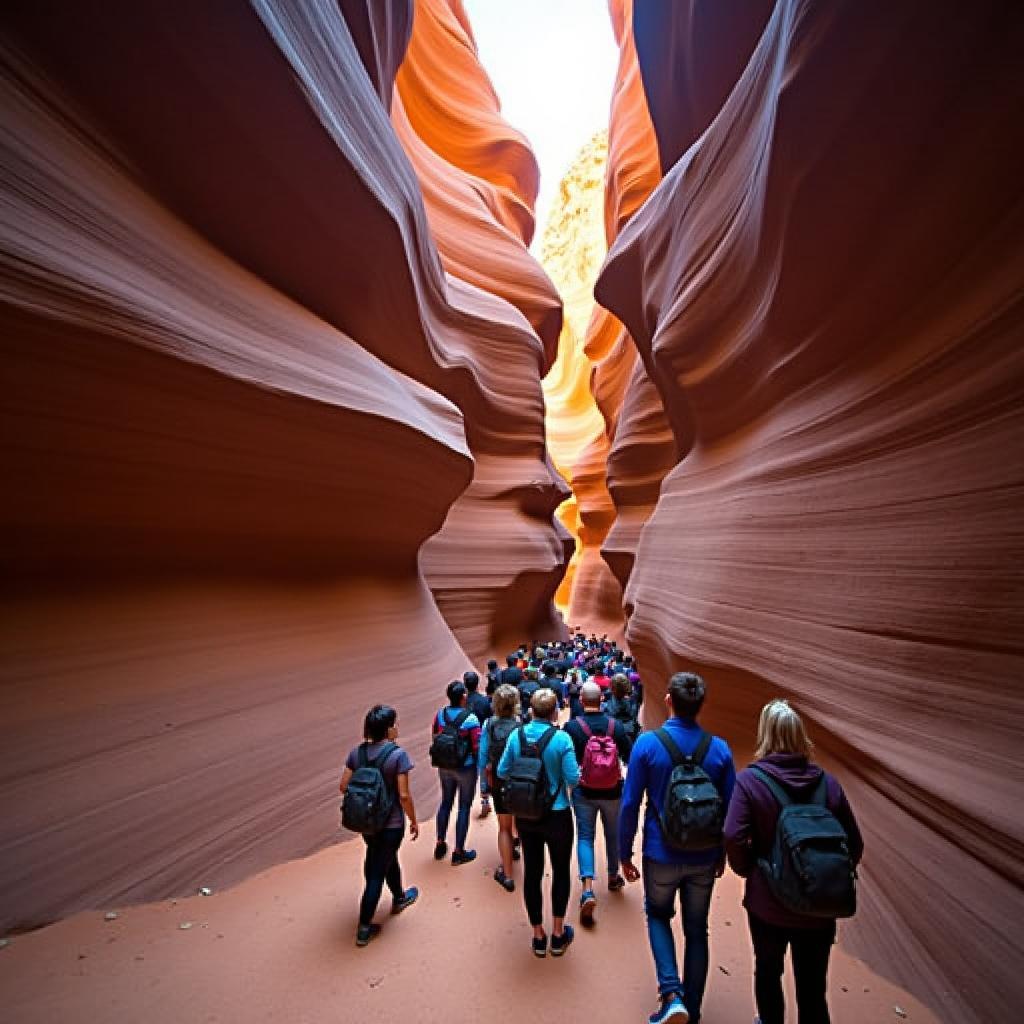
[
  {"left": 517, "top": 808, "right": 574, "bottom": 926},
  {"left": 748, "top": 912, "right": 836, "bottom": 1024},
  {"left": 359, "top": 826, "right": 404, "bottom": 926}
]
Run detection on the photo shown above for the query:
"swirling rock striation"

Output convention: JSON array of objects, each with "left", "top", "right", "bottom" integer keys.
[
  {"left": 596, "top": 2, "right": 1024, "bottom": 1020},
  {"left": 0, "top": 0, "right": 564, "bottom": 929}
]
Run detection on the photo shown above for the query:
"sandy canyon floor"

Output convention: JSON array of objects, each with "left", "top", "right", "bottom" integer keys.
[{"left": 1, "top": 804, "right": 939, "bottom": 1024}]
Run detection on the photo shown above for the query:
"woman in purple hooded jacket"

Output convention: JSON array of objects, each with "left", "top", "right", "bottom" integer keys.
[{"left": 724, "top": 700, "right": 864, "bottom": 1024}]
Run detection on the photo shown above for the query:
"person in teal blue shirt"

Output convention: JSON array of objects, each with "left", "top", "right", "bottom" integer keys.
[{"left": 497, "top": 688, "right": 580, "bottom": 958}]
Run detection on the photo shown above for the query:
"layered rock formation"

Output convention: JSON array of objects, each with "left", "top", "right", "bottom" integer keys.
[
  {"left": 537, "top": 133, "right": 623, "bottom": 630},
  {"left": 0, "top": 0, "right": 564, "bottom": 930},
  {"left": 394, "top": 0, "right": 569, "bottom": 664},
  {"left": 593, "top": 1, "right": 1024, "bottom": 1020}
]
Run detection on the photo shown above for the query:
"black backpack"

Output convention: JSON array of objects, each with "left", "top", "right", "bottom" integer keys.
[
  {"left": 655, "top": 729, "right": 724, "bottom": 850},
  {"left": 503, "top": 725, "right": 557, "bottom": 820},
  {"left": 751, "top": 768, "right": 857, "bottom": 919},
  {"left": 606, "top": 696, "right": 641, "bottom": 742},
  {"left": 428, "top": 708, "right": 472, "bottom": 769},
  {"left": 340, "top": 742, "right": 397, "bottom": 834},
  {"left": 486, "top": 717, "right": 518, "bottom": 770}
]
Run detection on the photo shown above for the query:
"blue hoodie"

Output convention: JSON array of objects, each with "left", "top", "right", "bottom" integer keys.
[{"left": 619, "top": 716, "right": 736, "bottom": 866}]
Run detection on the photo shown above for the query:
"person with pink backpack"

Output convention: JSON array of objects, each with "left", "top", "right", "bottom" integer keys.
[{"left": 563, "top": 681, "right": 634, "bottom": 926}]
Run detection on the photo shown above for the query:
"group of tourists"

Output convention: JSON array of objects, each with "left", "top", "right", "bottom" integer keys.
[{"left": 339, "top": 632, "right": 863, "bottom": 1024}]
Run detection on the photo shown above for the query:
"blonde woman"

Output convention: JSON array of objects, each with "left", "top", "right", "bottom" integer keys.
[
  {"left": 724, "top": 700, "right": 864, "bottom": 1024},
  {"left": 478, "top": 684, "right": 521, "bottom": 891}
]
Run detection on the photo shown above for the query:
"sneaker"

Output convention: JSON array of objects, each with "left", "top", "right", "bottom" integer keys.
[
  {"left": 390, "top": 886, "right": 419, "bottom": 914},
  {"left": 648, "top": 994, "right": 688, "bottom": 1024},
  {"left": 532, "top": 934, "right": 547, "bottom": 958},
  {"left": 608, "top": 874, "right": 626, "bottom": 892},
  {"left": 550, "top": 924, "right": 574, "bottom": 957},
  {"left": 451, "top": 849, "right": 477, "bottom": 866},
  {"left": 479, "top": 800, "right": 491, "bottom": 818},
  {"left": 355, "top": 923, "right": 381, "bottom": 947},
  {"left": 579, "top": 889, "right": 597, "bottom": 926},
  {"left": 433, "top": 841, "right": 448, "bottom": 861},
  {"left": 493, "top": 868, "right": 515, "bottom": 893},
  {"left": 512, "top": 843, "right": 521, "bottom": 862}
]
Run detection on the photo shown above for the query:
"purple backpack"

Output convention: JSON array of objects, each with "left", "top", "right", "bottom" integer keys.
[{"left": 578, "top": 719, "right": 620, "bottom": 789}]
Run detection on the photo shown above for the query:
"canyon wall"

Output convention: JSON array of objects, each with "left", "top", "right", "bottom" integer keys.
[
  {"left": 593, "top": 1, "right": 1024, "bottom": 1020},
  {"left": 0, "top": 0, "right": 564, "bottom": 930}
]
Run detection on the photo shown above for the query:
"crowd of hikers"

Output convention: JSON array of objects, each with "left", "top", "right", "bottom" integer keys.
[{"left": 339, "top": 632, "right": 863, "bottom": 1024}]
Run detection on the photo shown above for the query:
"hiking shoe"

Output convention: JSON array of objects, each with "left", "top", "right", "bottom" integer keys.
[
  {"left": 355, "top": 923, "right": 381, "bottom": 947},
  {"left": 433, "top": 841, "right": 448, "bottom": 861},
  {"left": 550, "top": 924, "right": 574, "bottom": 957},
  {"left": 390, "top": 887, "right": 419, "bottom": 914},
  {"left": 493, "top": 868, "right": 515, "bottom": 893},
  {"left": 608, "top": 874, "right": 626, "bottom": 892},
  {"left": 579, "top": 889, "right": 597, "bottom": 926},
  {"left": 451, "top": 849, "right": 477, "bottom": 866},
  {"left": 648, "top": 994, "right": 688, "bottom": 1024},
  {"left": 532, "top": 934, "right": 547, "bottom": 958}
]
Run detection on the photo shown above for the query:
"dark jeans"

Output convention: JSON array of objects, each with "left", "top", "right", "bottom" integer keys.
[
  {"left": 517, "top": 808, "right": 574, "bottom": 926},
  {"left": 748, "top": 912, "right": 836, "bottom": 1024},
  {"left": 435, "top": 766, "right": 478, "bottom": 851},
  {"left": 643, "top": 857, "right": 717, "bottom": 1018},
  {"left": 359, "top": 826, "right": 404, "bottom": 926}
]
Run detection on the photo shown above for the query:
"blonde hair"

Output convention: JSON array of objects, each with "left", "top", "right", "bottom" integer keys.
[
  {"left": 755, "top": 699, "right": 814, "bottom": 759},
  {"left": 531, "top": 688, "right": 557, "bottom": 719},
  {"left": 493, "top": 684, "right": 518, "bottom": 719},
  {"left": 611, "top": 673, "right": 631, "bottom": 700}
]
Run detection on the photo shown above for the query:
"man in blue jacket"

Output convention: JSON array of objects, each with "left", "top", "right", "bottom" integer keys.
[{"left": 619, "top": 672, "right": 736, "bottom": 1024}]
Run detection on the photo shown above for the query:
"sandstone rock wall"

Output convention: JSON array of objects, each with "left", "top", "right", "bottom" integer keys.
[
  {"left": 0, "top": 0, "right": 564, "bottom": 930},
  {"left": 594, "top": 2, "right": 1024, "bottom": 1020}
]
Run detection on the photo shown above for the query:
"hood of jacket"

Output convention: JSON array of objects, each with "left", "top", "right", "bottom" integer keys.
[{"left": 750, "top": 752, "right": 824, "bottom": 800}]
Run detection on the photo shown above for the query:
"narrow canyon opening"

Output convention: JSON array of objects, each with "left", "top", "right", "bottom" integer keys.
[{"left": 1, "top": 3, "right": 1022, "bottom": 1024}]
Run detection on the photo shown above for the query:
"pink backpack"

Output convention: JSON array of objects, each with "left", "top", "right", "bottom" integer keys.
[{"left": 578, "top": 719, "right": 621, "bottom": 789}]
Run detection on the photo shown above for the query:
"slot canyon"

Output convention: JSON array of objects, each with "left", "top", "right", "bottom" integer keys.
[{"left": 1, "top": 2, "right": 1022, "bottom": 1022}]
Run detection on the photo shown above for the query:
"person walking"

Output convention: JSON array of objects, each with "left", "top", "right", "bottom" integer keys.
[
  {"left": 429, "top": 680, "right": 481, "bottom": 866},
  {"left": 338, "top": 704, "right": 419, "bottom": 947},
  {"left": 464, "top": 671, "right": 493, "bottom": 817},
  {"left": 497, "top": 688, "right": 580, "bottom": 958},
  {"left": 620, "top": 672, "right": 736, "bottom": 1024},
  {"left": 724, "top": 699, "right": 863, "bottom": 1024},
  {"left": 563, "top": 681, "right": 633, "bottom": 925},
  {"left": 478, "top": 683, "right": 522, "bottom": 891}
]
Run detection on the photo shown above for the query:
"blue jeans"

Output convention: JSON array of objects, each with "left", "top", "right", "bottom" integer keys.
[
  {"left": 435, "top": 766, "right": 477, "bottom": 851},
  {"left": 573, "top": 791, "right": 621, "bottom": 882},
  {"left": 643, "top": 857, "right": 717, "bottom": 1018}
]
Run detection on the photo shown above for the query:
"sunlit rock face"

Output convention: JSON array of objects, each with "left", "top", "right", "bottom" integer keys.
[
  {"left": 0, "top": 0, "right": 564, "bottom": 929},
  {"left": 597, "top": 2, "right": 1024, "bottom": 1020},
  {"left": 537, "top": 133, "right": 623, "bottom": 631},
  {"left": 394, "top": 0, "right": 569, "bottom": 665}
]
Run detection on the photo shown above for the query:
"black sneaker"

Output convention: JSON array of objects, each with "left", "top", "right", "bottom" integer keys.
[
  {"left": 433, "top": 841, "right": 448, "bottom": 861},
  {"left": 355, "top": 923, "right": 381, "bottom": 947},
  {"left": 493, "top": 868, "right": 515, "bottom": 893},
  {"left": 532, "top": 934, "right": 547, "bottom": 958},
  {"left": 390, "top": 886, "right": 419, "bottom": 914},
  {"left": 608, "top": 874, "right": 626, "bottom": 892},
  {"left": 550, "top": 924, "right": 574, "bottom": 957},
  {"left": 451, "top": 849, "right": 477, "bottom": 866}
]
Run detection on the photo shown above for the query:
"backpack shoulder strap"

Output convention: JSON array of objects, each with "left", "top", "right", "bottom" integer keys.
[
  {"left": 693, "top": 731, "right": 713, "bottom": 765},
  {"left": 517, "top": 724, "right": 533, "bottom": 754},
  {"left": 370, "top": 742, "right": 398, "bottom": 771},
  {"left": 750, "top": 766, "right": 792, "bottom": 807},
  {"left": 578, "top": 719, "right": 592, "bottom": 738},
  {"left": 357, "top": 743, "right": 369, "bottom": 768},
  {"left": 655, "top": 727, "right": 685, "bottom": 765},
  {"left": 605, "top": 717, "right": 615, "bottom": 738},
  {"left": 811, "top": 772, "right": 829, "bottom": 806},
  {"left": 535, "top": 725, "right": 558, "bottom": 756},
  {"left": 454, "top": 709, "right": 471, "bottom": 730}
]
